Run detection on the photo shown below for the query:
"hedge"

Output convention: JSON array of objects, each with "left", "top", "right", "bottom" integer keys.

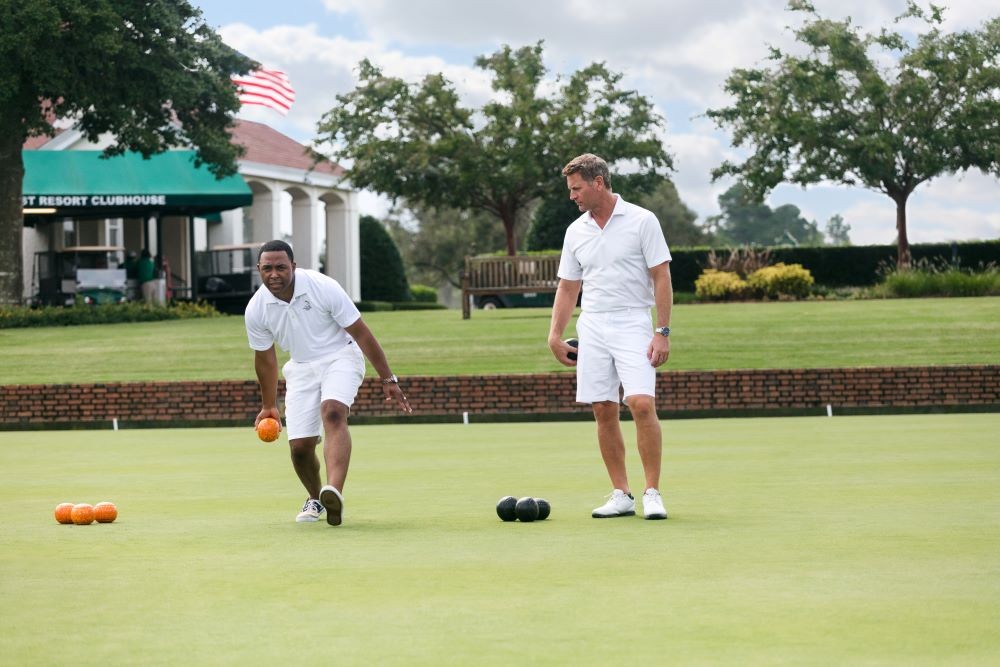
[{"left": 669, "top": 240, "right": 1000, "bottom": 290}]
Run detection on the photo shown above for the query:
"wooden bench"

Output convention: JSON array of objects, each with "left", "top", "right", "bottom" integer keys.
[{"left": 461, "top": 255, "right": 560, "bottom": 319}]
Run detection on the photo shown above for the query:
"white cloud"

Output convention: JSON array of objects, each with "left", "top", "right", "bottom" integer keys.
[{"left": 213, "top": 1, "right": 1000, "bottom": 237}]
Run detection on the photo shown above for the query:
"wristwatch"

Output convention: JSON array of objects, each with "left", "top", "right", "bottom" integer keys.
[
  {"left": 381, "top": 374, "right": 399, "bottom": 385},
  {"left": 654, "top": 326, "right": 671, "bottom": 337}
]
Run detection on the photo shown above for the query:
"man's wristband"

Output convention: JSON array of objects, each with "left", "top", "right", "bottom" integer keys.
[
  {"left": 655, "top": 326, "right": 671, "bottom": 337},
  {"left": 381, "top": 374, "right": 399, "bottom": 384}
]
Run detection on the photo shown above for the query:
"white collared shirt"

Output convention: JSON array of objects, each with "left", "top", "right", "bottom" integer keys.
[
  {"left": 557, "top": 195, "right": 671, "bottom": 312},
  {"left": 244, "top": 268, "right": 361, "bottom": 362}
]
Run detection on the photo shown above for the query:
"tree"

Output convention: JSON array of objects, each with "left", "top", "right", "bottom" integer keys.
[
  {"left": 0, "top": 0, "right": 255, "bottom": 304},
  {"left": 386, "top": 204, "right": 509, "bottom": 289},
  {"left": 316, "top": 43, "right": 672, "bottom": 256},
  {"left": 706, "top": 1, "right": 1000, "bottom": 267},
  {"left": 635, "top": 180, "right": 711, "bottom": 247},
  {"left": 706, "top": 184, "right": 825, "bottom": 246},
  {"left": 359, "top": 215, "right": 410, "bottom": 302},
  {"left": 824, "top": 214, "right": 852, "bottom": 246},
  {"left": 525, "top": 196, "right": 579, "bottom": 252},
  {"left": 527, "top": 176, "right": 708, "bottom": 250}
]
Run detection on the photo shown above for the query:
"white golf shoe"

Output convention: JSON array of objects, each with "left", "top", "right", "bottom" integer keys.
[
  {"left": 295, "top": 498, "right": 325, "bottom": 523},
  {"left": 642, "top": 488, "right": 668, "bottom": 520},
  {"left": 592, "top": 489, "right": 636, "bottom": 518}
]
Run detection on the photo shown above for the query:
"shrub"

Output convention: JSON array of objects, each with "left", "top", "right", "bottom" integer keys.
[
  {"left": 747, "top": 263, "right": 814, "bottom": 299},
  {"left": 355, "top": 300, "right": 395, "bottom": 312},
  {"left": 360, "top": 215, "right": 411, "bottom": 302},
  {"left": 0, "top": 301, "right": 222, "bottom": 329},
  {"left": 705, "top": 246, "right": 773, "bottom": 277},
  {"left": 877, "top": 260, "right": 1000, "bottom": 298},
  {"left": 391, "top": 301, "right": 448, "bottom": 311},
  {"left": 410, "top": 284, "right": 438, "bottom": 303},
  {"left": 694, "top": 270, "right": 749, "bottom": 301}
]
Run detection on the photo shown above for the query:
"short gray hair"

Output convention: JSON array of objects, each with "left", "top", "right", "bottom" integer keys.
[{"left": 562, "top": 154, "right": 612, "bottom": 189}]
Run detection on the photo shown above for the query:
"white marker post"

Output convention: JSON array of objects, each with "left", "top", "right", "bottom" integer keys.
[
  {"left": 113, "top": 417, "right": 119, "bottom": 431},
  {"left": 826, "top": 404, "right": 833, "bottom": 417},
  {"left": 462, "top": 411, "right": 469, "bottom": 425}
]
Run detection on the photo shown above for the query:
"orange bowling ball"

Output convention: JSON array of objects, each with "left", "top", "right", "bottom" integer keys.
[
  {"left": 54, "top": 503, "right": 75, "bottom": 524},
  {"left": 94, "top": 502, "right": 118, "bottom": 523},
  {"left": 71, "top": 503, "right": 95, "bottom": 525},
  {"left": 256, "top": 417, "right": 281, "bottom": 442}
]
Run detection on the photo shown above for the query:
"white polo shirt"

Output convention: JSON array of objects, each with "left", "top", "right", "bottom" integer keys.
[
  {"left": 244, "top": 268, "right": 361, "bottom": 362},
  {"left": 557, "top": 195, "right": 671, "bottom": 312}
]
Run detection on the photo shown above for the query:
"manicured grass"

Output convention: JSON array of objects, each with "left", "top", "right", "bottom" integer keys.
[
  {"left": 1, "top": 414, "right": 998, "bottom": 665},
  {"left": 1, "top": 297, "right": 998, "bottom": 384}
]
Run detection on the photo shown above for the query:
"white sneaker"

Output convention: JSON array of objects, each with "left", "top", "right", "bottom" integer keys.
[
  {"left": 319, "top": 485, "right": 344, "bottom": 526},
  {"left": 296, "top": 498, "right": 324, "bottom": 523},
  {"left": 592, "top": 489, "right": 635, "bottom": 518},
  {"left": 643, "top": 488, "right": 668, "bottom": 520}
]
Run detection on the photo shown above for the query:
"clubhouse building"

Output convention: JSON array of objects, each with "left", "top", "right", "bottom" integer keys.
[{"left": 20, "top": 120, "right": 360, "bottom": 307}]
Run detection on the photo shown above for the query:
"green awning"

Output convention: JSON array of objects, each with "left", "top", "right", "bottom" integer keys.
[{"left": 21, "top": 150, "right": 252, "bottom": 218}]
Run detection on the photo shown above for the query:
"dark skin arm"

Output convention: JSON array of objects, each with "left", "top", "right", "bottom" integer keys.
[
  {"left": 254, "top": 345, "right": 282, "bottom": 433},
  {"left": 345, "top": 317, "right": 412, "bottom": 414}
]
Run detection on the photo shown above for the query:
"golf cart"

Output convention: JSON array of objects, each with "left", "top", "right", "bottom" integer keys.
[
  {"left": 195, "top": 242, "right": 263, "bottom": 314},
  {"left": 33, "top": 246, "right": 129, "bottom": 306}
]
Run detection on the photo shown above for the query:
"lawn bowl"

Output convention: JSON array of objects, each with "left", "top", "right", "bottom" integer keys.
[
  {"left": 496, "top": 496, "right": 518, "bottom": 522},
  {"left": 515, "top": 497, "right": 539, "bottom": 522}
]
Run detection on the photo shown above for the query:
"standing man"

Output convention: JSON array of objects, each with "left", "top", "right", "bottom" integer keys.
[
  {"left": 137, "top": 249, "right": 156, "bottom": 304},
  {"left": 245, "top": 240, "right": 411, "bottom": 526},
  {"left": 548, "top": 154, "right": 673, "bottom": 520}
]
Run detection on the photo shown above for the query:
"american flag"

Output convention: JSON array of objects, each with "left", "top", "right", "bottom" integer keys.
[{"left": 232, "top": 69, "right": 296, "bottom": 115}]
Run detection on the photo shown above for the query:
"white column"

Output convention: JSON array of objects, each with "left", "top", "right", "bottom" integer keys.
[
  {"left": 291, "top": 192, "right": 319, "bottom": 270},
  {"left": 324, "top": 191, "right": 360, "bottom": 300},
  {"left": 251, "top": 183, "right": 282, "bottom": 243},
  {"left": 212, "top": 208, "right": 245, "bottom": 248}
]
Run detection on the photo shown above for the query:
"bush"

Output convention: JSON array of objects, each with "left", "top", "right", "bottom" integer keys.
[
  {"left": 410, "top": 284, "right": 438, "bottom": 303},
  {"left": 705, "top": 246, "right": 773, "bottom": 276},
  {"left": 877, "top": 261, "right": 1000, "bottom": 298},
  {"left": 355, "top": 300, "right": 395, "bottom": 312},
  {"left": 391, "top": 301, "right": 448, "bottom": 311},
  {"left": 747, "top": 263, "right": 814, "bottom": 299},
  {"left": 668, "top": 240, "right": 1000, "bottom": 291},
  {"left": 0, "top": 301, "right": 222, "bottom": 329},
  {"left": 694, "top": 270, "right": 749, "bottom": 301},
  {"left": 360, "top": 215, "right": 411, "bottom": 302}
]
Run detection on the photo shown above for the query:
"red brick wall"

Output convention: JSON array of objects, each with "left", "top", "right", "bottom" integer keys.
[{"left": 1, "top": 365, "right": 996, "bottom": 428}]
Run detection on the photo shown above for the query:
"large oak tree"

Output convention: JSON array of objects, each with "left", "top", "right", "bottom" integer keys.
[
  {"left": 707, "top": 1, "right": 1000, "bottom": 267},
  {"left": 316, "top": 43, "right": 673, "bottom": 256},
  {"left": 0, "top": 0, "right": 255, "bottom": 304}
]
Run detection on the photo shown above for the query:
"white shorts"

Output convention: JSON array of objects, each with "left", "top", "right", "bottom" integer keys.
[
  {"left": 282, "top": 342, "right": 366, "bottom": 440},
  {"left": 575, "top": 308, "right": 656, "bottom": 404}
]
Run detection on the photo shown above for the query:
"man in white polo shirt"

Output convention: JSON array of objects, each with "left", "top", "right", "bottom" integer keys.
[
  {"left": 245, "top": 240, "right": 411, "bottom": 526},
  {"left": 548, "top": 154, "right": 672, "bottom": 520}
]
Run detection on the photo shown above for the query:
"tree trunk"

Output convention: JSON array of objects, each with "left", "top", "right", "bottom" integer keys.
[
  {"left": 502, "top": 212, "right": 517, "bottom": 256},
  {"left": 0, "top": 126, "right": 26, "bottom": 305},
  {"left": 894, "top": 193, "right": 911, "bottom": 270}
]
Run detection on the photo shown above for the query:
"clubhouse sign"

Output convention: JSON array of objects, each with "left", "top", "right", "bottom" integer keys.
[{"left": 23, "top": 194, "right": 168, "bottom": 207}]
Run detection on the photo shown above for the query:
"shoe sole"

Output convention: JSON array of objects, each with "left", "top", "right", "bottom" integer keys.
[
  {"left": 644, "top": 513, "right": 668, "bottom": 520},
  {"left": 592, "top": 511, "right": 636, "bottom": 518},
  {"left": 295, "top": 515, "right": 321, "bottom": 523},
  {"left": 319, "top": 486, "right": 343, "bottom": 526}
]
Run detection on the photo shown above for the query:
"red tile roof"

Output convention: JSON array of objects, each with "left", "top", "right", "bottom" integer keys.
[
  {"left": 22, "top": 129, "right": 63, "bottom": 149},
  {"left": 22, "top": 119, "right": 345, "bottom": 178},
  {"left": 231, "top": 120, "right": 344, "bottom": 176}
]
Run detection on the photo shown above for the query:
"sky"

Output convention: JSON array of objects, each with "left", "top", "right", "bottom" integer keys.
[{"left": 194, "top": 0, "right": 1000, "bottom": 246}]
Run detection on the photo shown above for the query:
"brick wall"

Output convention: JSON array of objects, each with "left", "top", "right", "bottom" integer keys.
[{"left": 1, "top": 365, "right": 996, "bottom": 429}]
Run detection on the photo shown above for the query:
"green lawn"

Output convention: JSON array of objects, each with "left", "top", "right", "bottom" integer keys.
[
  {"left": 1, "top": 297, "right": 998, "bottom": 384},
  {"left": 2, "top": 414, "right": 998, "bottom": 665}
]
